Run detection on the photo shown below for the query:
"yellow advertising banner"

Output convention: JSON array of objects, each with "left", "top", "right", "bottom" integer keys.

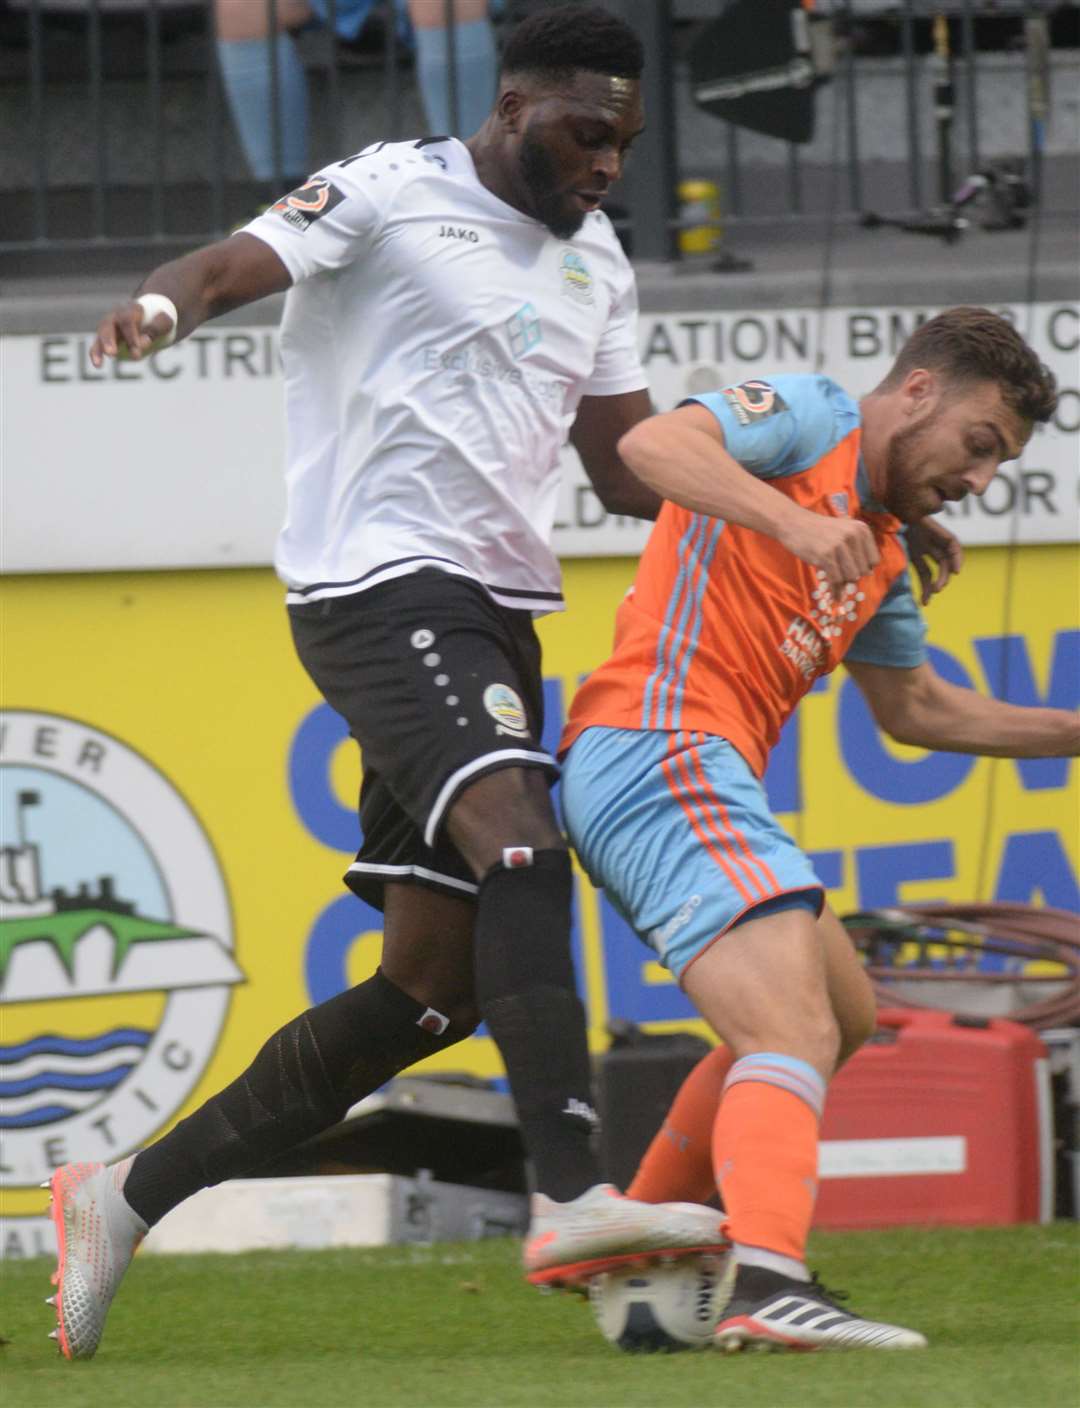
[{"left": 1, "top": 549, "right": 1077, "bottom": 1252}]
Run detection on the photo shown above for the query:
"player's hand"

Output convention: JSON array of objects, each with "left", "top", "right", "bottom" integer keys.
[
  {"left": 90, "top": 301, "right": 175, "bottom": 366},
  {"left": 780, "top": 510, "right": 879, "bottom": 593},
  {"left": 906, "top": 516, "right": 963, "bottom": 605}
]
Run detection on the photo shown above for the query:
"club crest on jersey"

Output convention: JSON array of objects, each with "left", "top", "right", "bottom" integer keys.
[
  {"left": 722, "top": 380, "right": 788, "bottom": 425},
  {"left": 271, "top": 177, "right": 346, "bottom": 232},
  {"left": 829, "top": 491, "right": 850, "bottom": 516},
  {"left": 483, "top": 684, "right": 529, "bottom": 738},
  {"left": 560, "top": 250, "right": 594, "bottom": 305}
]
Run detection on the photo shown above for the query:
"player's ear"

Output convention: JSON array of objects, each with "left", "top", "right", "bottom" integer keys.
[
  {"left": 900, "top": 367, "right": 937, "bottom": 419},
  {"left": 496, "top": 87, "right": 526, "bottom": 134}
]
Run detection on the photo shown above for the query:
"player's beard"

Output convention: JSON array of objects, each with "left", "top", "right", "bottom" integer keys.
[
  {"left": 519, "top": 130, "right": 586, "bottom": 240},
  {"left": 880, "top": 418, "right": 938, "bottom": 522}
]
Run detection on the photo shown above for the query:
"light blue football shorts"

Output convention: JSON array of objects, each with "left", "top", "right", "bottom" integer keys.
[{"left": 561, "top": 727, "right": 824, "bottom": 981}]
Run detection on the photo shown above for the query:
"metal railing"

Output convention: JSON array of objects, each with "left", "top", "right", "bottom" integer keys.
[{"left": 0, "top": 0, "right": 1069, "bottom": 259}]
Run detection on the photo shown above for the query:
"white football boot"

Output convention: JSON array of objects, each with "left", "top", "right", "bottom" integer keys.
[
  {"left": 524, "top": 1183, "right": 726, "bottom": 1281},
  {"left": 45, "top": 1158, "right": 148, "bottom": 1359},
  {"left": 714, "top": 1267, "right": 928, "bottom": 1352}
]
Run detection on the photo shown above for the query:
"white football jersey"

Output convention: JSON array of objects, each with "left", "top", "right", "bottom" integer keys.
[{"left": 242, "top": 137, "right": 647, "bottom": 613}]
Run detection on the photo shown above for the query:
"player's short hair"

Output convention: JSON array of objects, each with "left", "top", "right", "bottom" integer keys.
[
  {"left": 881, "top": 306, "right": 1057, "bottom": 424},
  {"left": 500, "top": 3, "right": 644, "bottom": 82}
]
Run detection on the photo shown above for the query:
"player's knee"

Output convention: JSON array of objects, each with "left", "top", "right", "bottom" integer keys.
[
  {"left": 797, "top": 1008, "right": 842, "bottom": 1079},
  {"left": 382, "top": 969, "right": 480, "bottom": 1037},
  {"left": 447, "top": 769, "right": 564, "bottom": 875}
]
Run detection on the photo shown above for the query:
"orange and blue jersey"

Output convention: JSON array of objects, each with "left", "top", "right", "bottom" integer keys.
[{"left": 561, "top": 374, "right": 928, "bottom": 778}]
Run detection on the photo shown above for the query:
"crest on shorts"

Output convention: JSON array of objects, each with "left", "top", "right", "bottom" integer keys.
[
  {"left": 483, "top": 684, "right": 530, "bottom": 738},
  {"left": 722, "top": 379, "right": 787, "bottom": 425}
]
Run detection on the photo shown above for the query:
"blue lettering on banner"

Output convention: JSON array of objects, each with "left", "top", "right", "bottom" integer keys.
[
  {"left": 975, "top": 631, "right": 1079, "bottom": 790},
  {"left": 542, "top": 676, "right": 595, "bottom": 1003},
  {"left": 288, "top": 703, "right": 355, "bottom": 852},
  {"left": 764, "top": 714, "right": 800, "bottom": 814},
  {"left": 304, "top": 892, "right": 383, "bottom": 1004},
  {"left": 289, "top": 650, "right": 1077, "bottom": 1020},
  {"left": 765, "top": 676, "right": 830, "bottom": 814},
  {"left": 807, "top": 849, "right": 844, "bottom": 890},
  {"left": 839, "top": 646, "right": 977, "bottom": 804},
  {"left": 994, "top": 830, "right": 1080, "bottom": 910},
  {"left": 541, "top": 677, "right": 567, "bottom": 818},
  {"left": 855, "top": 839, "right": 955, "bottom": 908}
]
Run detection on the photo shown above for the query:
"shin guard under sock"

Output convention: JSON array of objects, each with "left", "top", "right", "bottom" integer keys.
[
  {"left": 712, "top": 1053, "right": 826, "bottom": 1263},
  {"left": 474, "top": 847, "right": 599, "bottom": 1203},
  {"left": 123, "top": 969, "right": 472, "bottom": 1226},
  {"left": 626, "top": 1044, "right": 734, "bottom": 1204}
]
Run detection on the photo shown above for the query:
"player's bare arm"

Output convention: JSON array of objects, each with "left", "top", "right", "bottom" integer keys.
[
  {"left": 90, "top": 234, "right": 292, "bottom": 365},
  {"left": 905, "top": 516, "right": 964, "bottom": 604},
  {"left": 618, "top": 401, "right": 879, "bottom": 591},
  {"left": 845, "top": 657, "right": 1080, "bottom": 757},
  {"left": 570, "top": 388, "right": 661, "bottom": 520}
]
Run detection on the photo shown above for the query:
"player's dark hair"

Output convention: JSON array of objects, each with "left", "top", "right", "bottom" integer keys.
[
  {"left": 500, "top": 3, "right": 644, "bottom": 81},
  {"left": 880, "top": 306, "right": 1057, "bottom": 424}
]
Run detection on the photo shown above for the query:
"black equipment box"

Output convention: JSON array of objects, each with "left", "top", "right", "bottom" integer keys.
[
  {"left": 257, "top": 1075, "right": 528, "bottom": 1193},
  {"left": 596, "top": 1024, "right": 713, "bottom": 1192}
]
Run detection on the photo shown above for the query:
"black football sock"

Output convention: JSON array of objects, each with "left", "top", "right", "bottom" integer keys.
[
  {"left": 122, "top": 968, "right": 473, "bottom": 1227},
  {"left": 473, "top": 847, "right": 600, "bottom": 1203}
]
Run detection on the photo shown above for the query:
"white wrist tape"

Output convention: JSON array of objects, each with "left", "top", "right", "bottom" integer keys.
[{"left": 135, "top": 293, "right": 179, "bottom": 349}]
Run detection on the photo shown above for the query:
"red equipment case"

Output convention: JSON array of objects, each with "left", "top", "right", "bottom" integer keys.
[{"left": 815, "top": 1009, "right": 1052, "bottom": 1229}]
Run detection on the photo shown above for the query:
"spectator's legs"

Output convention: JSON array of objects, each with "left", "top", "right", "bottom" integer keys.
[
  {"left": 408, "top": 0, "right": 496, "bottom": 137},
  {"left": 216, "top": 0, "right": 312, "bottom": 190}
]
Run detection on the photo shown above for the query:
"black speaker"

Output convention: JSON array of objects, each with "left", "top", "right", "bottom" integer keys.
[{"left": 596, "top": 1022, "right": 713, "bottom": 1192}]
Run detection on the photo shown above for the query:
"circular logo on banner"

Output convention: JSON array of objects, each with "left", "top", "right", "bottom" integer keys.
[
  {"left": 482, "top": 684, "right": 530, "bottom": 739},
  {"left": 0, "top": 711, "right": 242, "bottom": 1191}
]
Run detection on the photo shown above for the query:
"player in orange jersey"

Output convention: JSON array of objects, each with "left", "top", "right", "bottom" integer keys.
[{"left": 560, "top": 306, "right": 1076, "bottom": 1351}]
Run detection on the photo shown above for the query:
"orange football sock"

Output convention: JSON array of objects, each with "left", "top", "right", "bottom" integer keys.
[
  {"left": 712, "top": 1058, "right": 824, "bottom": 1262},
  {"left": 626, "top": 1045, "right": 733, "bottom": 1204}
]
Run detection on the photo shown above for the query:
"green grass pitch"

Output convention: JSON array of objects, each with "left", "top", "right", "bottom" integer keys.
[{"left": 2, "top": 1224, "right": 1077, "bottom": 1408}]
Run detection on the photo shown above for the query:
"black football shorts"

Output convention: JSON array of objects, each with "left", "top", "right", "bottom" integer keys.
[{"left": 288, "top": 568, "right": 558, "bottom": 909}]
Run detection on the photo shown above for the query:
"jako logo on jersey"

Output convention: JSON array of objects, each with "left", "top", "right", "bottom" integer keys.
[
  {"left": 722, "top": 380, "right": 788, "bottom": 426},
  {"left": 560, "top": 250, "right": 594, "bottom": 305},
  {"left": 0, "top": 711, "right": 243, "bottom": 1193},
  {"left": 271, "top": 177, "right": 346, "bottom": 232},
  {"left": 482, "top": 684, "right": 529, "bottom": 738},
  {"left": 438, "top": 225, "right": 479, "bottom": 243}
]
